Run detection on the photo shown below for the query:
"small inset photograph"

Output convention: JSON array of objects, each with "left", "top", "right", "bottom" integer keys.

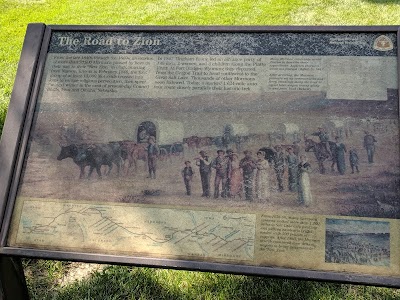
[{"left": 325, "top": 218, "right": 390, "bottom": 266}]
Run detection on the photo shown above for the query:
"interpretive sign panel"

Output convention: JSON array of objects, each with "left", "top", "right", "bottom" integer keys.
[{"left": 0, "top": 24, "right": 399, "bottom": 287}]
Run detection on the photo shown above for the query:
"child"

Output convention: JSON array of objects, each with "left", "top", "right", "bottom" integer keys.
[
  {"left": 181, "top": 161, "right": 194, "bottom": 195},
  {"left": 349, "top": 147, "right": 360, "bottom": 174}
]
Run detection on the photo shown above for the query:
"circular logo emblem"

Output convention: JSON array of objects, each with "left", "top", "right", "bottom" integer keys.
[{"left": 373, "top": 35, "right": 393, "bottom": 51}]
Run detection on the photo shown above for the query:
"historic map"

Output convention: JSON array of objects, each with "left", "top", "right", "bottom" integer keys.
[{"left": 13, "top": 198, "right": 256, "bottom": 261}]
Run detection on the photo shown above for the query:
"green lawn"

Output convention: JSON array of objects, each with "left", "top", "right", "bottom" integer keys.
[
  {"left": 1, "top": 0, "right": 400, "bottom": 133},
  {"left": 23, "top": 260, "right": 400, "bottom": 300},
  {"left": 1, "top": 0, "right": 400, "bottom": 298}
]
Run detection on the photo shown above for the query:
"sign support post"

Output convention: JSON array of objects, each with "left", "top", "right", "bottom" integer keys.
[{"left": 0, "top": 256, "right": 29, "bottom": 300}]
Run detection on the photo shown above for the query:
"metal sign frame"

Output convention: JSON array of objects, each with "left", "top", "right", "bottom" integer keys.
[{"left": 0, "top": 24, "right": 399, "bottom": 288}]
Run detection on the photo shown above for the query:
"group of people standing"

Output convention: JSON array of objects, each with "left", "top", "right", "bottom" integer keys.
[
  {"left": 182, "top": 148, "right": 313, "bottom": 206},
  {"left": 150, "top": 126, "right": 378, "bottom": 207},
  {"left": 311, "top": 127, "right": 378, "bottom": 175}
]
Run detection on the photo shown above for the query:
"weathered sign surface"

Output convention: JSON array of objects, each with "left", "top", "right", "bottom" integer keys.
[{"left": 1, "top": 24, "right": 399, "bottom": 287}]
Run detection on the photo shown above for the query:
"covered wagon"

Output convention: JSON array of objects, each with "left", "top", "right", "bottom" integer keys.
[
  {"left": 275, "top": 122, "right": 300, "bottom": 143},
  {"left": 136, "top": 119, "right": 185, "bottom": 156},
  {"left": 221, "top": 123, "right": 249, "bottom": 151},
  {"left": 223, "top": 123, "right": 249, "bottom": 137}
]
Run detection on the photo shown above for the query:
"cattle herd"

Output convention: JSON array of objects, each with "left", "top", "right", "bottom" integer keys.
[{"left": 325, "top": 233, "right": 390, "bottom": 266}]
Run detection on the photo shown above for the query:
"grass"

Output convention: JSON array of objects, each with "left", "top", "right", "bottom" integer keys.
[
  {"left": 22, "top": 262, "right": 400, "bottom": 300},
  {"left": 1, "top": 0, "right": 400, "bottom": 133},
  {"left": 1, "top": 0, "right": 400, "bottom": 298}
]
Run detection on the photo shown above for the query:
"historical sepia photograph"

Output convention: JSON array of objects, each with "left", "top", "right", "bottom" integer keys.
[{"left": 325, "top": 218, "right": 390, "bottom": 266}]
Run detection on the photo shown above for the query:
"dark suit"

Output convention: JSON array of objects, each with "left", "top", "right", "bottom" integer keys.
[{"left": 196, "top": 157, "right": 211, "bottom": 197}]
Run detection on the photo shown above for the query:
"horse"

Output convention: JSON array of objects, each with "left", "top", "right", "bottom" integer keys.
[
  {"left": 304, "top": 139, "right": 336, "bottom": 174},
  {"left": 183, "top": 136, "right": 200, "bottom": 153},
  {"left": 118, "top": 141, "right": 147, "bottom": 174}
]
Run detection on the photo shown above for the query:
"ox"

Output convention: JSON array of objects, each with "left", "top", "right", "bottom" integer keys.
[
  {"left": 57, "top": 143, "right": 122, "bottom": 179},
  {"left": 197, "top": 137, "right": 213, "bottom": 148},
  {"left": 183, "top": 136, "right": 213, "bottom": 152},
  {"left": 183, "top": 136, "right": 199, "bottom": 152}
]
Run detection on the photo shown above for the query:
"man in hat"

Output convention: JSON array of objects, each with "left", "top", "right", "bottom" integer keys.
[
  {"left": 195, "top": 150, "right": 212, "bottom": 197},
  {"left": 363, "top": 131, "right": 377, "bottom": 163},
  {"left": 147, "top": 136, "right": 159, "bottom": 179},
  {"left": 311, "top": 127, "right": 332, "bottom": 158},
  {"left": 239, "top": 150, "right": 257, "bottom": 200},
  {"left": 181, "top": 161, "right": 194, "bottom": 195},
  {"left": 225, "top": 149, "right": 234, "bottom": 197},
  {"left": 211, "top": 149, "right": 229, "bottom": 198},
  {"left": 138, "top": 128, "right": 149, "bottom": 143}
]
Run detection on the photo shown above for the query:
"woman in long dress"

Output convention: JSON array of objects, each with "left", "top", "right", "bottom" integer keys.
[
  {"left": 297, "top": 155, "right": 312, "bottom": 206},
  {"left": 255, "top": 151, "right": 270, "bottom": 201},
  {"left": 229, "top": 153, "right": 243, "bottom": 198},
  {"left": 334, "top": 136, "right": 347, "bottom": 175}
]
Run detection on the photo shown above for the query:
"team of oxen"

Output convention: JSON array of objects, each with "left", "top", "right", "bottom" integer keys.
[
  {"left": 57, "top": 137, "right": 225, "bottom": 179},
  {"left": 57, "top": 141, "right": 148, "bottom": 178}
]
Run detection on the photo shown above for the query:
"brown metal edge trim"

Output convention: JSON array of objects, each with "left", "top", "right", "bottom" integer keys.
[
  {"left": 0, "top": 25, "right": 52, "bottom": 247},
  {"left": 397, "top": 28, "right": 400, "bottom": 120},
  {"left": 1, "top": 247, "right": 399, "bottom": 288},
  {"left": 0, "top": 24, "right": 46, "bottom": 245},
  {"left": 0, "top": 25, "right": 53, "bottom": 248}
]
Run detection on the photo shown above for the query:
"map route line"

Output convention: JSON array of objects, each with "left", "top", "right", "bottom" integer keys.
[
  {"left": 24, "top": 225, "right": 56, "bottom": 234},
  {"left": 213, "top": 241, "right": 229, "bottom": 251},
  {"left": 84, "top": 206, "right": 255, "bottom": 251},
  {"left": 92, "top": 218, "right": 109, "bottom": 227},
  {"left": 207, "top": 235, "right": 223, "bottom": 244},
  {"left": 174, "top": 222, "right": 208, "bottom": 244},
  {"left": 18, "top": 201, "right": 256, "bottom": 261},
  {"left": 26, "top": 206, "right": 232, "bottom": 246},
  {"left": 23, "top": 208, "right": 77, "bottom": 234},
  {"left": 29, "top": 207, "right": 74, "bottom": 231},
  {"left": 233, "top": 241, "right": 252, "bottom": 251},
  {"left": 211, "top": 238, "right": 225, "bottom": 247},
  {"left": 223, "top": 215, "right": 250, "bottom": 222},
  {"left": 225, "top": 229, "right": 240, "bottom": 239},
  {"left": 213, "top": 238, "right": 253, "bottom": 252},
  {"left": 195, "top": 242, "right": 210, "bottom": 256}
]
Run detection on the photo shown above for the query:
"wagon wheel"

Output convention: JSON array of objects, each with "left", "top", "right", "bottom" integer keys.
[
  {"left": 159, "top": 148, "right": 168, "bottom": 161},
  {"left": 170, "top": 143, "right": 183, "bottom": 156}
]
